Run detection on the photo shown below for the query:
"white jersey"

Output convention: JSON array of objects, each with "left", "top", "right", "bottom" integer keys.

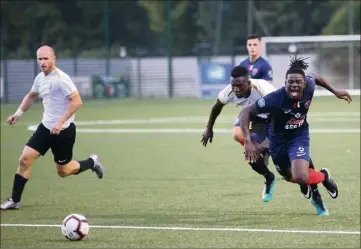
[
  {"left": 30, "top": 67, "right": 78, "bottom": 130},
  {"left": 217, "top": 79, "right": 276, "bottom": 119}
]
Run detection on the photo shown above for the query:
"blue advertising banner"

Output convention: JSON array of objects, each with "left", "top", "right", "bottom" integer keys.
[{"left": 198, "top": 62, "right": 233, "bottom": 99}]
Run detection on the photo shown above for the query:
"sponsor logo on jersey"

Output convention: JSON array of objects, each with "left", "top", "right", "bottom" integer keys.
[
  {"left": 257, "top": 98, "right": 265, "bottom": 107},
  {"left": 268, "top": 70, "right": 273, "bottom": 79},
  {"left": 304, "top": 99, "right": 312, "bottom": 109},
  {"left": 285, "top": 117, "right": 305, "bottom": 129},
  {"left": 252, "top": 68, "right": 258, "bottom": 76}
]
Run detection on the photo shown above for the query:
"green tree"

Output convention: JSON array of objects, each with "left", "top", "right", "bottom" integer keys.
[
  {"left": 138, "top": 0, "right": 200, "bottom": 55},
  {"left": 138, "top": 0, "right": 189, "bottom": 33},
  {"left": 2, "top": 1, "right": 67, "bottom": 58},
  {"left": 322, "top": 1, "right": 360, "bottom": 35}
]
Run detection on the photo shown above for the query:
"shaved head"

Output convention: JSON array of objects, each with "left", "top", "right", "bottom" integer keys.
[
  {"left": 37, "top": 45, "right": 56, "bottom": 75},
  {"left": 37, "top": 45, "right": 55, "bottom": 57}
]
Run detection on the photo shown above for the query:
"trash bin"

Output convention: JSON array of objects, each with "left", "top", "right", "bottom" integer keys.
[{"left": 92, "top": 75, "right": 129, "bottom": 99}]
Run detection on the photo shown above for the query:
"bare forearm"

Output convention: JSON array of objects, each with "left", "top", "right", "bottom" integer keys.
[
  {"left": 18, "top": 93, "right": 36, "bottom": 112},
  {"left": 207, "top": 100, "right": 224, "bottom": 129},
  {"left": 310, "top": 73, "right": 336, "bottom": 94},
  {"left": 59, "top": 101, "right": 82, "bottom": 124}
]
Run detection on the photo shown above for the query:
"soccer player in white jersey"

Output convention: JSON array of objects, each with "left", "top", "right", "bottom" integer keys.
[
  {"left": 201, "top": 65, "right": 277, "bottom": 202},
  {"left": 1, "top": 46, "right": 104, "bottom": 210}
]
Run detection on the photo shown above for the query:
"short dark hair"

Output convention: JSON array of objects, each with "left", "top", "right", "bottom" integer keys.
[
  {"left": 247, "top": 34, "right": 261, "bottom": 41},
  {"left": 231, "top": 65, "right": 249, "bottom": 78},
  {"left": 286, "top": 55, "right": 309, "bottom": 77}
]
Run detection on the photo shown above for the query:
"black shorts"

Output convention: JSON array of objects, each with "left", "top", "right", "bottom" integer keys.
[{"left": 26, "top": 122, "right": 76, "bottom": 165}]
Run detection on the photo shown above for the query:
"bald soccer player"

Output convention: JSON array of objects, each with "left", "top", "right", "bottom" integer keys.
[{"left": 1, "top": 46, "right": 104, "bottom": 210}]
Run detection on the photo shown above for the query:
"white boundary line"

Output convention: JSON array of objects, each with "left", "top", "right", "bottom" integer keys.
[
  {"left": 1, "top": 223, "right": 359, "bottom": 235},
  {"left": 26, "top": 126, "right": 361, "bottom": 133},
  {"left": 2, "top": 113, "right": 360, "bottom": 127}
]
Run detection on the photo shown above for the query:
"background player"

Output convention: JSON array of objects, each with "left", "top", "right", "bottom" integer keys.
[
  {"left": 1, "top": 46, "right": 104, "bottom": 210},
  {"left": 239, "top": 34, "right": 273, "bottom": 84},
  {"left": 201, "top": 65, "right": 276, "bottom": 202},
  {"left": 238, "top": 56, "right": 352, "bottom": 216}
]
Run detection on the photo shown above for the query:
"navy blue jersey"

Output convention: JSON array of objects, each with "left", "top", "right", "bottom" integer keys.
[
  {"left": 255, "top": 76, "right": 316, "bottom": 144},
  {"left": 239, "top": 56, "right": 273, "bottom": 81}
]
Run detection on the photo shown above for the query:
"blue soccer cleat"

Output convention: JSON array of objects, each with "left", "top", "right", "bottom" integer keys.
[
  {"left": 262, "top": 174, "right": 276, "bottom": 202},
  {"left": 311, "top": 192, "right": 329, "bottom": 216}
]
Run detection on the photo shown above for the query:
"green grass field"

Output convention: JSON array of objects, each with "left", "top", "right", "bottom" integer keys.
[{"left": 1, "top": 97, "right": 360, "bottom": 248}]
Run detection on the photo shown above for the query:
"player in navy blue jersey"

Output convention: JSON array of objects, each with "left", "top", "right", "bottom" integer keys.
[
  {"left": 238, "top": 56, "right": 352, "bottom": 216},
  {"left": 239, "top": 35, "right": 273, "bottom": 83}
]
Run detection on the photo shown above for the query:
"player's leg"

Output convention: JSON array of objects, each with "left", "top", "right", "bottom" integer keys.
[
  {"left": 51, "top": 123, "right": 104, "bottom": 178},
  {"left": 1, "top": 123, "right": 51, "bottom": 210},
  {"left": 300, "top": 158, "right": 320, "bottom": 199},
  {"left": 290, "top": 158, "right": 329, "bottom": 216},
  {"left": 270, "top": 145, "right": 326, "bottom": 215},
  {"left": 249, "top": 132, "right": 276, "bottom": 202},
  {"left": 289, "top": 141, "right": 338, "bottom": 215},
  {"left": 233, "top": 119, "right": 275, "bottom": 202},
  {"left": 277, "top": 158, "right": 323, "bottom": 200},
  {"left": 232, "top": 124, "right": 244, "bottom": 145},
  {"left": 289, "top": 142, "right": 338, "bottom": 199}
]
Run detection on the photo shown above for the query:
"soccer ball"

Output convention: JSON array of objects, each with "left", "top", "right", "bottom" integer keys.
[{"left": 61, "top": 214, "right": 89, "bottom": 241}]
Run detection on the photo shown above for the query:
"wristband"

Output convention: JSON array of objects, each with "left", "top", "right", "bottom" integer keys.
[{"left": 14, "top": 108, "right": 24, "bottom": 117}]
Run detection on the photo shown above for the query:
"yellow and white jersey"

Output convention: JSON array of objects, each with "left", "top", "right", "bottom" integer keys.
[
  {"left": 30, "top": 67, "right": 78, "bottom": 130},
  {"left": 217, "top": 79, "right": 276, "bottom": 119}
]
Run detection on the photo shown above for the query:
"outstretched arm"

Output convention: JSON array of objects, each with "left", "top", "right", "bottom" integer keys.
[
  {"left": 309, "top": 73, "right": 352, "bottom": 103},
  {"left": 206, "top": 99, "right": 225, "bottom": 129},
  {"left": 201, "top": 99, "right": 225, "bottom": 146},
  {"left": 7, "top": 91, "right": 38, "bottom": 125}
]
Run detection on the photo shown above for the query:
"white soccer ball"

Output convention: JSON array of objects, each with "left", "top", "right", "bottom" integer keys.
[{"left": 61, "top": 214, "right": 89, "bottom": 241}]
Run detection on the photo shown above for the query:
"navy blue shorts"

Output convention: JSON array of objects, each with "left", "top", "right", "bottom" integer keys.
[{"left": 269, "top": 136, "right": 310, "bottom": 172}]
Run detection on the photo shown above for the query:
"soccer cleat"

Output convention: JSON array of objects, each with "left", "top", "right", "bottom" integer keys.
[
  {"left": 320, "top": 168, "right": 338, "bottom": 199},
  {"left": 262, "top": 173, "right": 276, "bottom": 202},
  {"left": 0, "top": 197, "right": 20, "bottom": 210},
  {"left": 311, "top": 192, "right": 329, "bottom": 216},
  {"left": 90, "top": 154, "right": 104, "bottom": 179},
  {"left": 300, "top": 185, "right": 312, "bottom": 199}
]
